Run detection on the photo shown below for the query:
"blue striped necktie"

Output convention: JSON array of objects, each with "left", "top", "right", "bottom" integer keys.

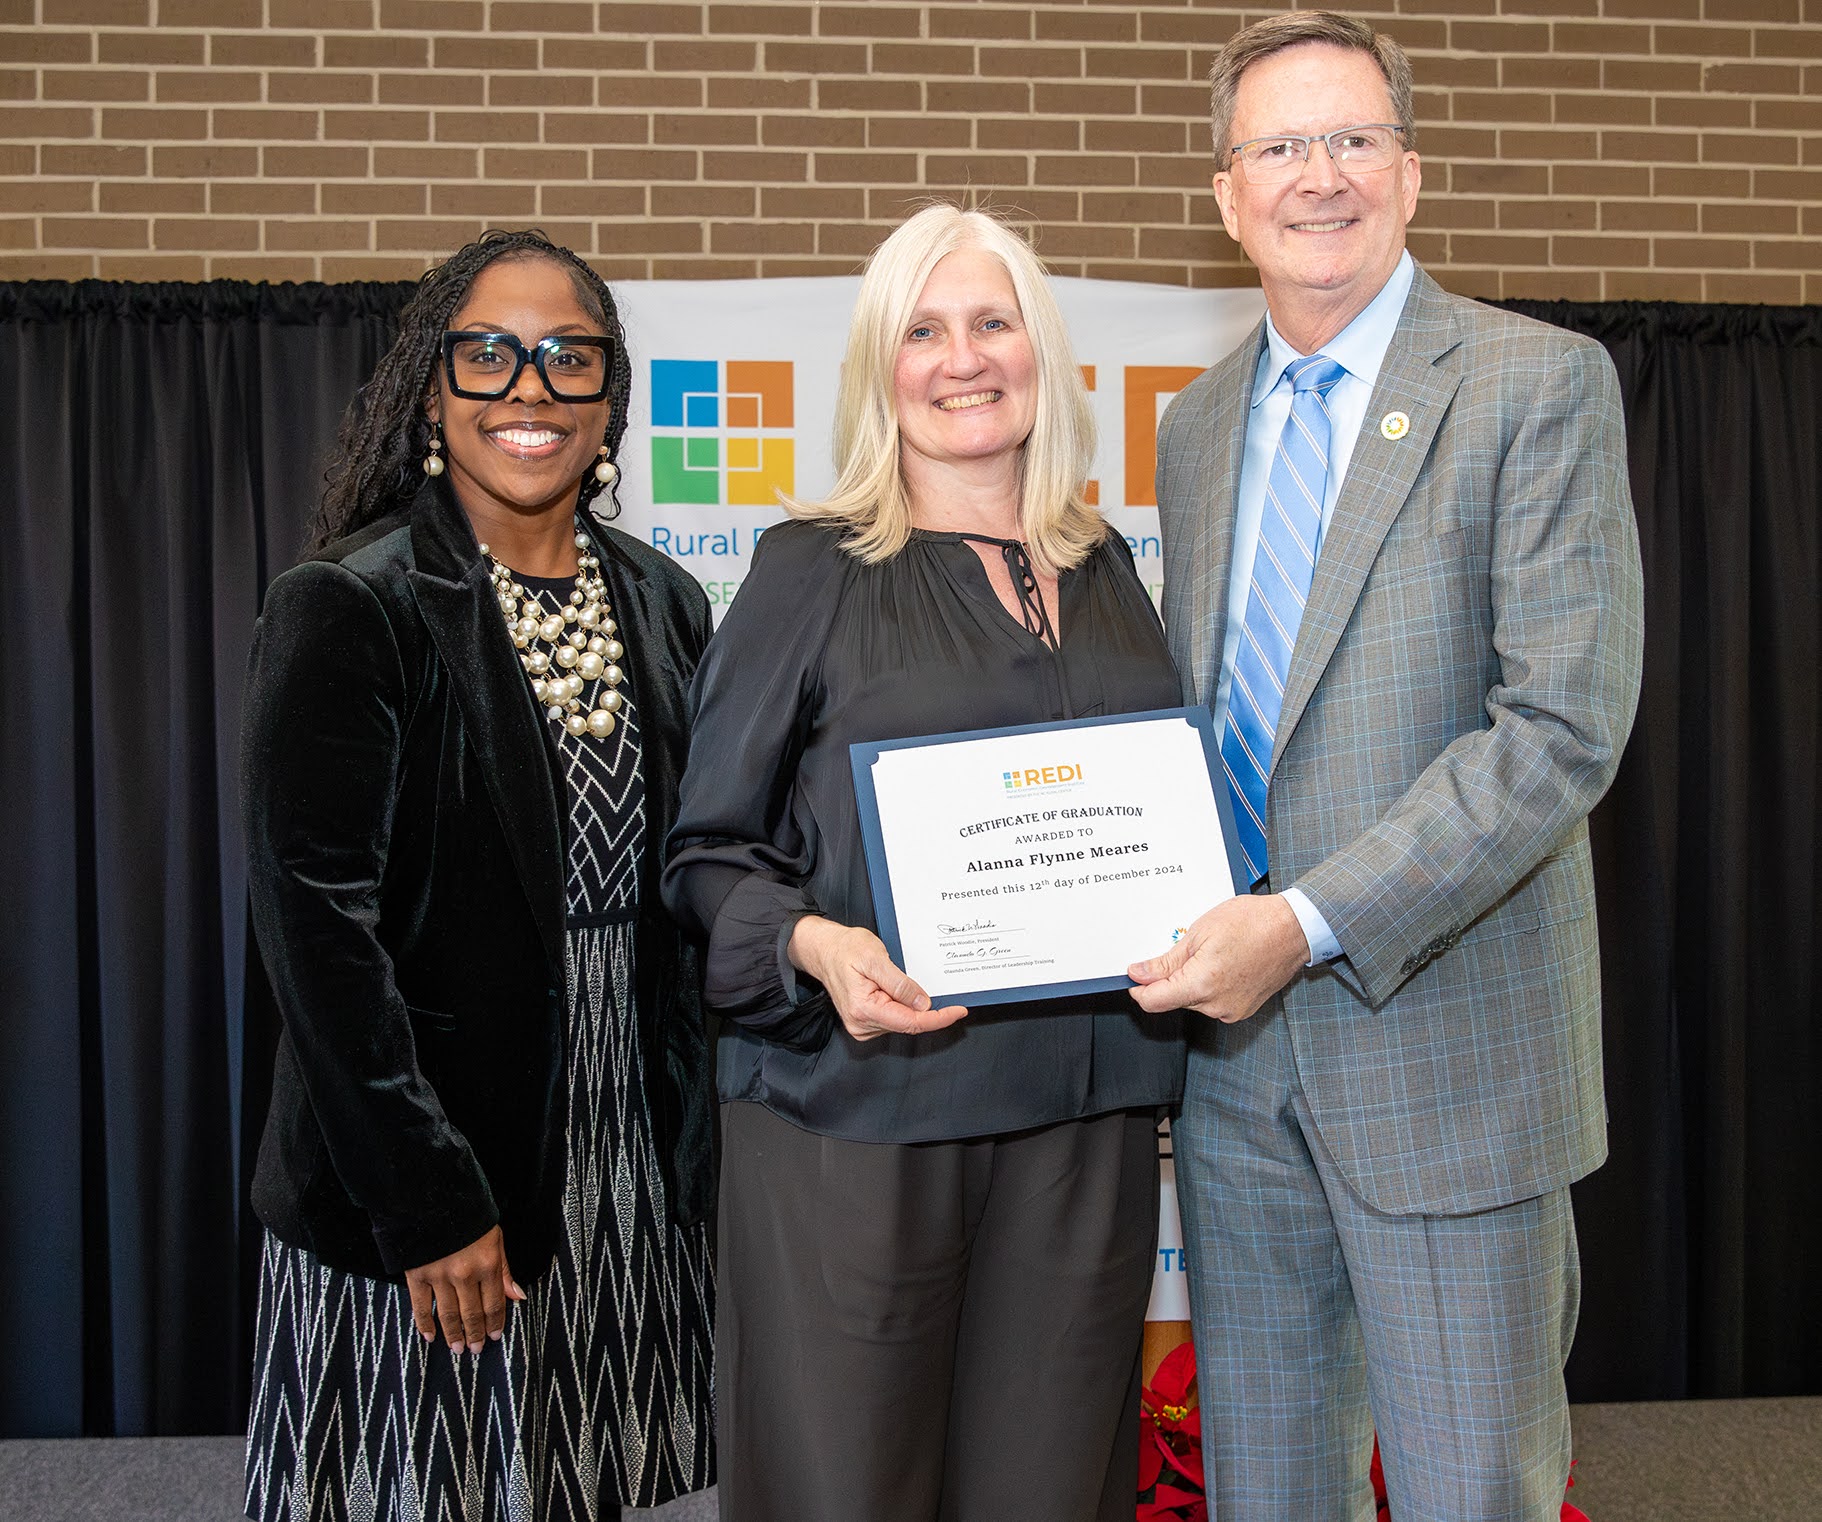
[{"left": 1222, "top": 353, "right": 1346, "bottom": 887}]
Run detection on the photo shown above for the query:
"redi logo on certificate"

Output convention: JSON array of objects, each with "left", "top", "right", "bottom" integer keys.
[
  {"left": 1003, "top": 760, "right": 1086, "bottom": 792},
  {"left": 851, "top": 708, "right": 1241, "bottom": 1006}
]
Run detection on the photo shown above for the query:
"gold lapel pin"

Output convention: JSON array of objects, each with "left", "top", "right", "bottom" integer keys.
[{"left": 1380, "top": 411, "right": 1410, "bottom": 440}]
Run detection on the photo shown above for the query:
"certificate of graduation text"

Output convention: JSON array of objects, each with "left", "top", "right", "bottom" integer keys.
[{"left": 851, "top": 707, "right": 1237, "bottom": 1006}]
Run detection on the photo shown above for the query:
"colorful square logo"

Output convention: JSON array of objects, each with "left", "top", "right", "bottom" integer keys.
[{"left": 649, "top": 359, "right": 794, "bottom": 506}]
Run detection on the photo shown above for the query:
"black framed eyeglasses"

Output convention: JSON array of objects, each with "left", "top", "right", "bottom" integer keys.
[
  {"left": 1230, "top": 124, "right": 1406, "bottom": 182},
  {"left": 441, "top": 331, "right": 616, "bottom": 402}
]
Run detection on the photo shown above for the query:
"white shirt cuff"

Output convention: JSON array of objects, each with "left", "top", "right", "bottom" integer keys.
[{"left": 1281, "top": 886, "right": 1342, "bottom": 965}]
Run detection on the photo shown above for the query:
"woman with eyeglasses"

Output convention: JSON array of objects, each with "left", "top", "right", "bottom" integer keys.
[{"left": 241, "top": 230, "right": 715, "bottom": 1522}]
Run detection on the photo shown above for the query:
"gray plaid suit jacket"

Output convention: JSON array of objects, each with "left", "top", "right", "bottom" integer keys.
[{"left": 1157, "top": 265, "right": 1645, "bottom": 1216}]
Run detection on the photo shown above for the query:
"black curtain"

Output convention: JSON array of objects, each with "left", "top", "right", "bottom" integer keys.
[
  {"left": 1, "top": 282, "right": 1817, "bottom": 1437},
  {"left": 0, "top": 281, "right": 410, "bottom": 1437},
  {"left": 1494, "top": 299, "right": 1822, "bottom": 1403}
]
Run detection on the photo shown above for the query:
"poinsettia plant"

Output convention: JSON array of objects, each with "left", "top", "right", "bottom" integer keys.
[
  {"left": 1137, "top": 1340, "right": 1205, "bottom": 1521},
  {"left": 1139, "top": 1341, "right": 1589, "bottom": 1522}
]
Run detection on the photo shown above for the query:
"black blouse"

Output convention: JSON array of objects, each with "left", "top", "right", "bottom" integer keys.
[{"left": 661, "top": 519, "right": 1188, "bottom": 1143}]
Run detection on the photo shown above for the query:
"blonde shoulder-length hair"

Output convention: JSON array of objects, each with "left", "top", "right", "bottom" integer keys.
[{"left": 781, "top": 205, "right": 1106, "bottom": 576}]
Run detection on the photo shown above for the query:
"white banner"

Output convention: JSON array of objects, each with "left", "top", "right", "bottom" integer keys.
[
  {"left": 1148, "top": 1153, "right": 1191, "bottom": 1323},
  {"left": 610, "top": 276, "right": 1266, "bottom": 620}
]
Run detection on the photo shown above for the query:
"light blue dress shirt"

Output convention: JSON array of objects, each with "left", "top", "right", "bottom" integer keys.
[{"left": 1214, "top": 252, "right": 1417, "bottom": 964}]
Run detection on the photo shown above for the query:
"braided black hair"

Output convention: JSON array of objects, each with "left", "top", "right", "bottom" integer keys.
[{"left": 309, "top": 229, "right": 634, "bottom": 554}]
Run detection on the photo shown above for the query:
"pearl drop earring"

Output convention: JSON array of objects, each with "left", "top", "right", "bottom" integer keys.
[
  {"left": 594, "top": 445, "right": 618, "bottom": 486},
  {"left": 422, "top": 423, "right": 445, "bottom": 477}
]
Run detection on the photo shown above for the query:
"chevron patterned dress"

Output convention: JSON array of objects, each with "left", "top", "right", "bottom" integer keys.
[{"left": 245, "top": 637, "right": 716, "bottom": 1522}]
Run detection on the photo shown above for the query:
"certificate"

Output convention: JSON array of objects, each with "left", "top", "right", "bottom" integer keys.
[{"left": 850, "top": 707, "right": 1239, "bottom": 1006}]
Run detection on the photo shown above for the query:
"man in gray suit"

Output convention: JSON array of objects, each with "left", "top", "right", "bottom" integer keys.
[{"left": 1127, "top": 12, "right": 1644, "bottom": 1519}]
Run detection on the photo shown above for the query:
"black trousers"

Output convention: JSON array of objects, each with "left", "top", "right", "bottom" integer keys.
[{"left": 716, "top": 1101, "right": 1160, "bottom": 1522}]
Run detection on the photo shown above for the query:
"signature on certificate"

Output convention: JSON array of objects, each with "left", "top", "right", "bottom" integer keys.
[
  {"left": 936, "top": 919, "right": 998, "bottom": 935},
  {"left": 944, "top": 943, "right": 1015, "bottom": 963}
]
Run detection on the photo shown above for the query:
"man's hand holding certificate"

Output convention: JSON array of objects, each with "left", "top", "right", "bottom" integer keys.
[{"left": 851, "top": 708, "right": 1237, "bottom": 1005}]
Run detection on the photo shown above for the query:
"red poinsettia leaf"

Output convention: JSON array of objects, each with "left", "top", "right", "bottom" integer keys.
[
  {"left": 1151, "top": 1340, "right": 1199, "bottom": 1405},
  {"left": 1139, "top": 1389, "right": 1186, "bottom": 1432},
  {"left": 1138, "top": 1498, "right": 1206, "bottom": 1522},
  {"left": 1154, "top": 1480, "right": 1204, "bottom": 1507},
  {"left": 1160, "top": 1435, "right": 1205, "bottom": 1489},
  {"left": 1138, "top": 1433, "right": 1164, "bottom": 1491}
]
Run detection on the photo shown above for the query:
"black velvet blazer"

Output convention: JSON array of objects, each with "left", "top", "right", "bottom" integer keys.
[{"left": 243, "top": 477, "right": 713, "bottom": 1283}]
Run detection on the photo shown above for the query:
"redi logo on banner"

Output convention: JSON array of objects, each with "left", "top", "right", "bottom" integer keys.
[{"left": 649, "top": 359, "right": 795, "bottom": 506}]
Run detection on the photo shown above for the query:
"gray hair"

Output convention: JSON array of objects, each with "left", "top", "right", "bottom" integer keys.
[{"left": 1208, "top": 11, "right": 1417, "bottom": 160}]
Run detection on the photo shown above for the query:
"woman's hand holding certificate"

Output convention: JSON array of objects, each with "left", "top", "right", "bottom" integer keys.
[
  {"left": 851, "top": 708, "right": 1237, "bottom": 1006},
  {"left": 787, "top": 916, "right": 970, "bottom": 1040}
]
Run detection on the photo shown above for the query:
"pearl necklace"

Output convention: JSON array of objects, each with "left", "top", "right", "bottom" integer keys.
[{"left": 481, "top": 531, "right": 626, "bottom": 739}]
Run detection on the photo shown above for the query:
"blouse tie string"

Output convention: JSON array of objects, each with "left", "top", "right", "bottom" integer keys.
[{"left": 958, "top": 533, "right": 1058, "bottom": 651}]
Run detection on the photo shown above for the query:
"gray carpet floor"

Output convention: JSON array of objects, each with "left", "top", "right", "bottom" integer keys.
[
  {"left": 2, "top": 1398, "right": 1817, "bottom": 1520},
  {"left": 0, "top": 1437, "right": 717, "bottom": 1522},
  {"left": 1567, "top": 1397, "right": 1822, "bottom": 1521}
]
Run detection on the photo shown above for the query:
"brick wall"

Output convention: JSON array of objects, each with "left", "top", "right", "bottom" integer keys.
[{"left": 3, "top": 0, "right": 1818, "bottom": 302}]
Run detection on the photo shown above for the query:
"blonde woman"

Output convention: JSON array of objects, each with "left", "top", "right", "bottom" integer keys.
[{"left": 663, "top": 206, "right": 1186, "bottom": 1522}]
